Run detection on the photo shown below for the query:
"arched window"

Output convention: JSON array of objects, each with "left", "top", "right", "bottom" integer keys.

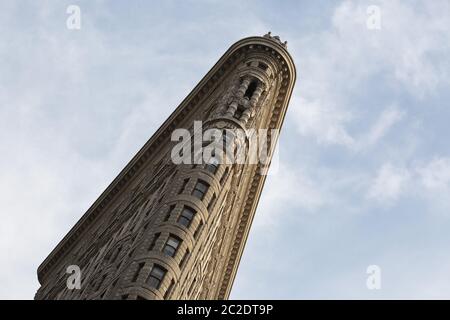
[
  {"left": 163, "top": 235, "right": 181, "bottom": 257},
  {"left": 234, "top": 105, "right": 245, "bottom": 120},
  {"left": 147, "top": 265, "right": 166, "bottom": 289},
  {"left": 192, "top": 180, "right": 209, "bottom": 200},
  {"left": 178, "top": 206, "right": 196, "bottom": 227},
  {"left": 258, "top": 62, "right": 268, "bottom": 71},
  {"left": 244, "top": 81, "right": 257, "bottom": 99}
]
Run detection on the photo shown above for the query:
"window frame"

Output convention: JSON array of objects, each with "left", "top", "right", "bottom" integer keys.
[
  {"left": 163, "top": 235, "right": 181, "bottom": 257},
  {"left": 147, "top": 265, "right": 167, "bottom": 289},
  {"left": 178, "top": 206, "right": 196, "bottom": 227},
  {"left": 192, "top": 180, "right": 209, "bottom": 200}
]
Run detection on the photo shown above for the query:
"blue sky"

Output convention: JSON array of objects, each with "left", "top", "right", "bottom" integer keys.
[{"left": 0, "top": 0, "right": 450, "bottom": 299}]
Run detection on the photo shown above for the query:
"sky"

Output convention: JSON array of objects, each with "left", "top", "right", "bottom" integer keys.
[{"left": 0, "top": 0, "right": 449, "bottom": 299}]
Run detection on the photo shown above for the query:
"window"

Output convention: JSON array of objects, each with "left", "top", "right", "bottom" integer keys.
[
  {"left": 148, "top": 233, "right": 160, "bottom": 251},
  {"left": 179, "top": 249, "right": 190, "bottom": 268},
  {"left": 223, "top": 131, "right": 233, "bottom": 151},
  {"left": 244, "top": 81, "right": 257, "bottom": 99},
  {"left": 147, "top": 265, "right": 166, "bottom": 289},
  {"left": 164, "top": 205, "right": 175, "bottom": 222},
  {"left": 205, "top": 162, "right": 219, "bottom": 174},
  {"left": 178, "top": 207, "right": 196, "bottom": 227},
  {"left": 188, "top": 278, "right": 196, "bottom": 296},
  {"left": 205, "top": 156, "right": 219, "bottom": 174},
  {"left": 193, "top": 221, "right": 203, "bottom": 239},
  {"left": 164, "top": 280, "right": 175, "bottom": 299},
  {"left": 208, "top": 194, "right": 216, "bottom": 211},
  {"left": 163, "top": 235, "right": 181, "bottom": 257},
  {"left": 258, "top": 62, "right": 268, "bottom": 71},
  {"left": 220, "top": 167, "right": 229, "bottom": 184},
  {"left": 132, "top": 263, "right": 145, "bottom": 282},
  {"left": 233, "top": 105, "right": 245, "bottom": 120},
  {"left": 192, "top": 180, "right": 209, "bottom": 200},
  {"left": 179, "top": 178, "right": 189, "bottom": 194}
]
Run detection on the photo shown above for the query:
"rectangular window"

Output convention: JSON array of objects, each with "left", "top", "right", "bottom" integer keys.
[
  {"left": 205, "top": 162, "right": 219, "bottom": 174},
  {"left": 148, "top": 233, "right": 160, "bottom": 251},
  {"left": 223, "top": 131, "right": 232, "bottom": 147},
  {"left": 163, "top": 235, "right": 181, "bottom": 257},
  {"left": 207, "top": 194, "right": 216, "bottom": 211},
  {"left": 192, "top": 180, "right": 209, "bottom": 200},
  {"left": 179, "top": 178, "right": 189, "bottom": 194},
  {"left": 233, "top": 105, "right": 245, "bottom": 120},
  {"left": 178, "top": 207, "right": 196, "bottom": 227},
  {"left": 193, "top": 221, "right": 203, "bottom": 239},
  {"left": 147, "top": 265, "right": 167, "bottom": 289},
  {"left": 132, "top": 262, "right": 145, "bottom": 282},
  {"left": 164, "top": 280, "right": 175, "bottom": 299},
  {"left": 204, "top": 151, "right": 219, "bottom": 174},
  {"left": 164, "top": 205, "right": 175, "bottom": 222},
  {"left": 179, "top": 249, "right": 190, "bottom": 268},
  {"left": 188, "top": 278, "right": 196, "bottom": 296},
  {"left": 220, "top": 167, "right": 229, "bottom": 184}
]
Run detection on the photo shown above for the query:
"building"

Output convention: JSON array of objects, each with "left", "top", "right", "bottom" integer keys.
[{"left": 35, "top": 33, "right": 296, "bottom": 300}]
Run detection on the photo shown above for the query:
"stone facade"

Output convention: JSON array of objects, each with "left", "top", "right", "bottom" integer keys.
[{"left": 35, "top": 33, "right": 296, "bottom": 300}]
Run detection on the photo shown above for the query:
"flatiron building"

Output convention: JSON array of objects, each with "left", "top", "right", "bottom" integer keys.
[{"left": 35, "top": 33, "right": 296, "bottom": 300}]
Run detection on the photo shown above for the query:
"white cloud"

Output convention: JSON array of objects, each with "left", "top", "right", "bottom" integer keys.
[
  {"left": 291, "top": 95, "right": 355, "bottom": 147},
  {"left": 415, "top": 157, "right": 450, "bottom": 213},
  {"left": 417, "top": 157, "right": 450, "bottom": 190},
  {"left": 367, "top": 163, "right": 410, "bottom": 202},
  {"left": 367, "top": 157, "right": 450, "bottom": 207},
  {"left": 366, "top": 106, "right": 405, "bottom": 145},
  {"left": 291, "top": 0, "right": 450, "bottom": 147},
  {"left": 255, "top": 163, "right": 326, "bottom": 227},
  {"left": 331, "top": 0, "right": 450, "bottom": 95}
]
